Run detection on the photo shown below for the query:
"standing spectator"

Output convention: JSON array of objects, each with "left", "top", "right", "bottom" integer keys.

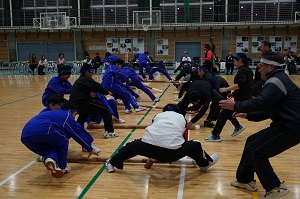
[
  {"left": 200, "top": 44, "right": 214, "bottom": 72},
  {"left": 219, "top": 52, "right": 300, "bottom": 199},
  {"left": 205, "top": 53, "right": 253, "bottom": 142},
  {"left": 69, "top": 63, "right": 119, "bottom": 138},
  {"left": 28, "top": 53, "right": 38, "bottom": 75},
  {"left": 21, "top": 102, "right": 100, "bottom": 178},
  {"left": 57, "top": 53, "right": 65, "bottom": 71},
  {"left": 226, "top": 52, "right": 234, "bottom": 74},
  {"left": 92, "top": 52, "right": 102, "bottom": 74},
  {"left": 42, "top": 65, "right": 72, "bottom": 107},
  {"left": 38, "top": 55, "right": 48, "bottom": 75}
]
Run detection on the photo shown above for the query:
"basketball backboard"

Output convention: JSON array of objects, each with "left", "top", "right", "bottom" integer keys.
[
  {"left": 133, "top": 10, "right": 161, "bottom": 31},
  {"left": 33, "top": 12, "right": 77, "bottom": 30}
]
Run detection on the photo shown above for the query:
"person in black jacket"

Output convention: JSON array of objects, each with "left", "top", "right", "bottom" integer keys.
[
  {"left": 69, "top": 63, "right": 119, "bottom": 138},
  {"left": 92, "top": 52, "right": 101, "bottom": 74},
  {"left": 205, "top": 53, "right": 253, "bottom": 142},
  {"left": 177, "top": 79, "right": 223, "bottom": 129},
  {"left": 220, "top": 52, "right": 300, "bottom": 198}
]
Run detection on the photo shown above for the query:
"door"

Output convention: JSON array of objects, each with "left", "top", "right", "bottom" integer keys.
[{"left": 175, "top": 42, "right": 201, "bottom": 63}]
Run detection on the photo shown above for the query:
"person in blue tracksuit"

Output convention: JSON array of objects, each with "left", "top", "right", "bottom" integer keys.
[
  {"left": 21, "top": 102, "right": 100, "bottom": 178},
  {"left": 134, "top": 51, "right": 151, "bottom": 80},
  {"left": 86, "top": 91, "right": 125, "bottom": 128},
  {"left": 101, "top": 55, "right": 146, "bottom": 113},
  {"left": 149, "top": 61, "right": 173, "bottom": 81},
  {"left": 115, "top": 60, "right": 159, "bottom": 102},
  {"left": 42, "top": 65, "right": 72, "bottom": 107}
]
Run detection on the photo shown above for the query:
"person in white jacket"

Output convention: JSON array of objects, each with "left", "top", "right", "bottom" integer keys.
[{"left": 105, "top": 104, "right": 219, "bottom": 173}]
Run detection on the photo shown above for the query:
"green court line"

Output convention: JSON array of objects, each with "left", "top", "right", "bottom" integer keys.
[{"left": 77, "top": 84, "right": 171, "bottom": 199}]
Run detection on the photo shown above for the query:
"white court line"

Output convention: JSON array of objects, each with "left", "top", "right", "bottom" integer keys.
[
  {"left": 177, "top": 115, "right": 192, "bottom": 199},
  {"left": 0, "top": 159, "right": 36, "bottom": 186}
]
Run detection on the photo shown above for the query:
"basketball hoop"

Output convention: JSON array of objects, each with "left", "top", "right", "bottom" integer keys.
[{"left": 143, "top": 25, "right": 149, "bottom": 31}]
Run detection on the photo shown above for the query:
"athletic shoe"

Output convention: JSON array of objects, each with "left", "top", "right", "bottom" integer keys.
[
  {"left": 200, "top": 153, "right": 219, "bottom": 171},
  {"left": 44, "top": 158, "right": 64, "bottom": 178},
  {"left": 105, "top": 158, "right": 115, "bottom": 173},
  {"left": 231, "top": 180, "right": 258, "bottom": 191},
  {"left": 104, "top": 132, "right": 119, "bottom": 138},
  {"left": 116, "top": 118, "right": 125, "bottom": 123},
  {"left": 261, "top": 182, "right": 289, "bottom": 199},
  {"left": 91, "top": 145, "right": 101, "bottom": 153},
  {"left": 174, "top": 97, "right": 181, "bottom": 101},
  {"left": 204, "top": 120, "right": 215, "bottom": 128},
  {"left": 205, "top": 135, "right": 221, "bottom": 142},
  {"left": 231, "top": 125, "right": 245, "bottom": 137},
  {"left": 36, "top": 155, "right": 44, "bottom": 162},
  {"left": 136, "top": 96, "right": 141, "bottom": 101},
  {"left": 125, "top": 109, "right": 133, "bottom": 114},
  {"left": 62, "top": 165, "right": 72, "bottom": 173},
  {"left": 135, "top": 106, "right": 146, "bottom": 112},
  {"left": 153, "top": 98, "right": 160, "bottom": 102}
]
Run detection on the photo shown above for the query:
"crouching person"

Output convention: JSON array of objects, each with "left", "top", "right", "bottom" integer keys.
[
  {"left": 21, "top": 102, "right": 100, "bottom": 178},
  {"left": 105, "top": 104, "right": 218, "bottom": 173}
]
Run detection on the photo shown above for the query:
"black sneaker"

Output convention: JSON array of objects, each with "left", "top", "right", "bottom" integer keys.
[{"left": 204, "top": 120, "right": 215, "bottom": 128}]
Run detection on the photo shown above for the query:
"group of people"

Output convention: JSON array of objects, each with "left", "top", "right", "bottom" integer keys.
[{"left": 21, "top": 43, "right": 300, "bottom": 198}]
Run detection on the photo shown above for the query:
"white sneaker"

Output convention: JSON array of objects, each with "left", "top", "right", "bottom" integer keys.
[
  {"left": 135, "top": 106, "right": 146, "bottom": 112},
  {"left": 153, "top": 98, "right": 160, "bottom": 102},
  {"left": 44, "top": 158, "right": 64, "bottom": 178},
  {"left": 174, "top": 97, "right": 181, "bottom": 101},
  {"left": 231, "top": 180, "right": 258, "bottom": 191},
  {"left": 104, "top": 131, "right": 119, "bottom": 138},
  {"left": 261, "top": 182, "right": 289, "bottom": 199},
  {"left": 125, "top": 109, "right": 132, "bottom": 114},
  {"left": 36, "top": 155, "right": 44, "bottom": 162},
  {"left": 62, "top": 165, "right": 72, "bottom": 173},
  {"left": 200, "top": 153, "right": 219, "bottom": 171},
  {"left": 136, "top": 96, "right": 141, "bottom": 101},
  {"left": 91, "top": 145, "right": 101, "bottom": 153},
  {"left": 105, "top": 158, "right": 115, "bottom": 173},
  {"left": 117, "top": 118, "right": 125, "bottom": 123}
]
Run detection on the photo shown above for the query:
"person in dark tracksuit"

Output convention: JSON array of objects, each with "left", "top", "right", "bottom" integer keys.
[
  {"left": 115, "top": 60, "right": 159, "bottom": 102},
  {"left": 177, "top": 79, "right": 223, "bottom": 129},
  {"left": 149, "top": 61, "right": 173, "bottom": 81},
  {"left": 205, "top": 53, "right": 253, "bottom": 142},
  {"left": 104, "top": 104, "right": 219, "bottom": 173},
  {"left": 220, "top": 52, "right": 300, "bottom": 198},
  {"left": 42, "top": 65, "right": 72, "bottom": 107},
  {"left": 69, "top": 63, "right": 119, "bottom": 138},
  {"left": 21, "top": 102, "right": 100, "bottom": 178}
]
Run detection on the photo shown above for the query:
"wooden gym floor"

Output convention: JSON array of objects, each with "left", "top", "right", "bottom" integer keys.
[{"left": 0, "top": 73, "right": 299, "bottom": 199}]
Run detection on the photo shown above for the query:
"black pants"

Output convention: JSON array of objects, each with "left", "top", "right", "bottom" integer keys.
[
  {"left": 110, "top": 139, "right": 212, "bottom": 170},
  {"left": 236, "top": 126, "right": 300, "bottom": 192},
  {"left": 212, "top": 109, "right": 240, "bottom": 136},
  {"left": 38, "top": 65, "right": 46, "bottom": 75},
  {"left": 75, "top": 99, "right": 114, "bottom": 132},
  {"left": 29, "top": 64, "right": 37, "bottom": 74},
  {"left": 206, "top": 90, "right": 223, "bottom": 121},
  {"left": 226, "top": 63, "right": 234, "bottom": 74}
]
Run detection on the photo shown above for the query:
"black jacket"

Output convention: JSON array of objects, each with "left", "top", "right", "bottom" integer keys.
[
  {"left": 69, "top": 75, "right": 109, "bottom": 103},
  {"left": 235, "top": 69, "right": 300, "bottom": 132}
]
